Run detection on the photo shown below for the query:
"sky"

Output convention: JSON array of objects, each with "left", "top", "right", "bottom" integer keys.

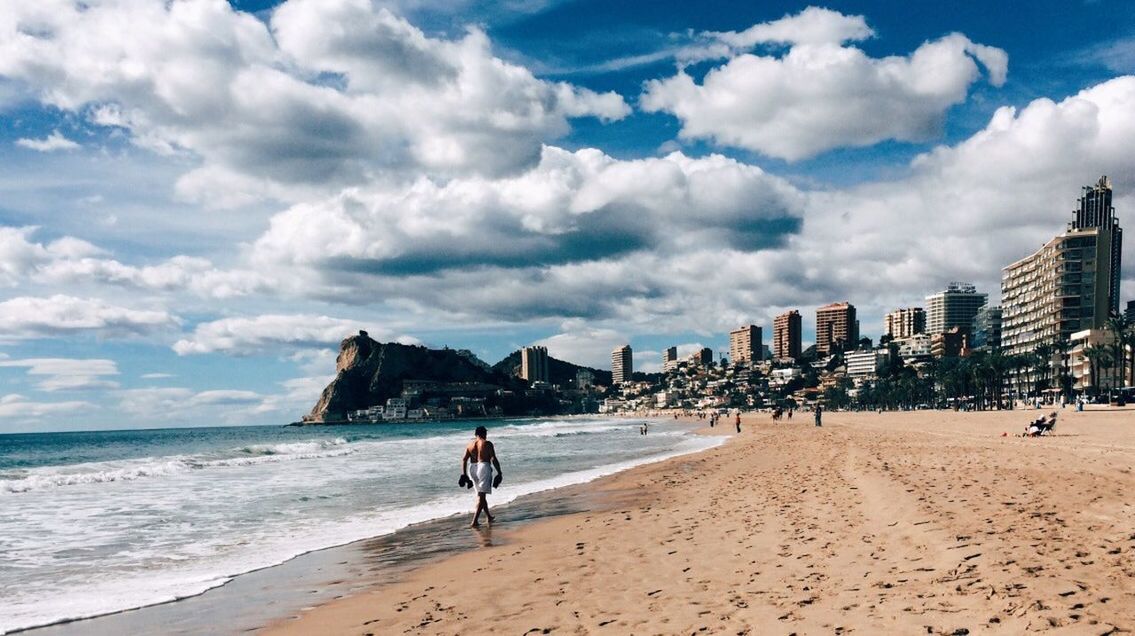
[{"left": 1, "top": 0, "right": 1134, "bottom": 432}]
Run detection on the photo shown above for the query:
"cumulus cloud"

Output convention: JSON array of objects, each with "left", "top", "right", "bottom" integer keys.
[
  {"left": 0, "top": 295, "right": 176, "bottom": 339},
  {"left": 0, "top": 226, "right": 269, "bottom": 298},
  {"left": 172, "top": 314, "right": 420, "bottom": 356},
  {"left": 251, "top": 146, "right": 803, "bottom": 275},
  {"left": 0, "top": 0, "right": 628, "bottom": 206},
  {"left": 0, "top": 357, "right": 120, "bottom": 391},
  {"left": 641, "top": 9, "right": 1008, "bottom": 160},
  {"left": 16, "top": 130, "right": 81, "bottom": 152}
]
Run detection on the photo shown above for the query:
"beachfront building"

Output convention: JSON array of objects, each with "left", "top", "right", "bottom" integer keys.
[
  {"left": 1067, "top": 328, "right": 1132, "bottom": 393},
  {"left": 931, "top": 327, "right": 968, "bottom": 358},
  {"left": 612, "top": 345, "right": 633, "bottom": 384},
  {"left": 1001, "top": 176, "right": 1123, "bottom": 362},
  {"left": 925, "top": 283, "right": 987, "bottom": 336},
  {"left": 845, "top": 350, "right": 884, "bottom": 380},
  {"left": 895, "top": 334, "right": 934, "bottom": 364},
  {"left": 773, "top": 310, "right": 802, "bottom": 360},
  {"left": 519, "top": 345, "right": 549, "bottom": 383},
  {"left": 971, "top": 305, "right": 1003, "bottom": 351},
  {"left": 729, "top": 325, "right": 763, "bottom": 366},
  {"left": 816, "top": 302, "right": 859, "bottom": 355},
  {"left": 662, "top": 346, "right": 679, "bottom": 372},
  {"left": 884, "top": 307, "right": 925, "bottom": 339}
]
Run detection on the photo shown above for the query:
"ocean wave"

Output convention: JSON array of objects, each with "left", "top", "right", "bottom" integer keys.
[{"left": 1, "top": 438, "right": 356, "bottom": 494}]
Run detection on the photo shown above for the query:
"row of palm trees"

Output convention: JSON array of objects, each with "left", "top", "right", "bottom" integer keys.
[{"left": 843, "top": 311, "right": 1133, "bottom": 410}]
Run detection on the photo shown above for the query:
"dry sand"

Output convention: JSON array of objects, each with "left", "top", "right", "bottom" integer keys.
[{"left": 262, "top": 409, "right": 1135, "bottom": 635}]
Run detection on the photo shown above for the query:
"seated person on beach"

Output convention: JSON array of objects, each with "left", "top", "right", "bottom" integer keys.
[{"left": 462, "top": 426, "right": 503, "bottom": 527}]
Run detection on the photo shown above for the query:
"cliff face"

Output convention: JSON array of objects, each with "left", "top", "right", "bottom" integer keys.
[{"left": 308, "top": 332, "right": 504, "bottom": 422}]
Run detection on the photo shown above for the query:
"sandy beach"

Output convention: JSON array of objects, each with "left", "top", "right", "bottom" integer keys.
[{"left": 262, "top": 409, "right": 1135, "bottom": 635}]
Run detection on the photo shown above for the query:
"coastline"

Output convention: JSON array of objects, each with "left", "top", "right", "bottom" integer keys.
[
  {"left": 261, "top": 409, "right": 1135, "bottom": 635},
  {"left": 13, "top": 417, "right": 719, "bottom": 636}
]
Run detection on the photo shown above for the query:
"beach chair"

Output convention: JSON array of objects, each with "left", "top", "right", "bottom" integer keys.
[{"left": 1036, "top": 414, "right": 1057, "bottom": 436}]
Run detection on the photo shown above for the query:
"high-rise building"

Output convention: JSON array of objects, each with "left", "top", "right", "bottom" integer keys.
[
  {"left": 519, "top": 346, "right": 549, "bottom": 383},
  {"left": 611, "top": 345, "right": 633, "bottom": 384},
  {"left": 884, "top": 307, "right": 925, "bottom": 339},
  {"left": 1001, "top": 176, "right": 1122, "bottom": 359},
  {"left": 728, "top": 325, "right": 762, "bottom": 366},
  {"left": 925, "top": 283, "right": 988, "bottom": 335},
  {"left": 970, "top": 305, "right": 1003, "bottom": 351},
  {"left": 1127, "top": 300, "right": 1135, "bottom": 323},
  {"left": 773, "top": 310, "right": 802, "bottom": 360},
  {"left": 689, "top": 347, "right": 714, "bottom": 367},
  {"left": 815, "top": 302, "right": 858, "bottom": 355},
  {"left": 662, "top": 346, "right": 679, "bottom": 372},
  {"left": 1077, "top": 177, "right": 1123, "bottom": 314}
]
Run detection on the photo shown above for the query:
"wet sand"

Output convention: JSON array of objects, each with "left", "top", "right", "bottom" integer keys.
[{"left": 262, "top": 408, "right": 1135, "bottom": 635}]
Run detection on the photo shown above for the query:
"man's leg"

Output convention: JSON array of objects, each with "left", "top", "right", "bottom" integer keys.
[{"left": 471, "top": 493, "right": 486, "bottom": 527}]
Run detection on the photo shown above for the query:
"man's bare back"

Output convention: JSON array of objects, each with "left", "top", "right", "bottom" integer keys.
[{"left": 465, "top": 438, "right": 496, "bottom": 463}]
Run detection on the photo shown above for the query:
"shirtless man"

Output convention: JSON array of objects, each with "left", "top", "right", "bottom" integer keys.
[{"left": 462, "top": 426, "right": 503, "bottom": 527}]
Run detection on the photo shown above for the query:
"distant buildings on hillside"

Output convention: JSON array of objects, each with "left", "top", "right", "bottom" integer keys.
[{"left": 589, "top": 177, "right": 1129, "bottom": 402}]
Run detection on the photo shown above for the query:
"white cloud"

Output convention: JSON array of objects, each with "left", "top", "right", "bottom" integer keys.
[
  {"left": 0, "top": 0, "right": 628, "bottom": 206},
  {"left": 0, "top": 357, "right": 120, "bottom": 391},
  {"left": 710, "top": 6, "right": 873, "bottom": 48},
  {"left": 0, "top": 226, "right": 270, "bottom": 298},
  {"left": 172, "top": 314, "right": 419, "bottom": 356},
  {"left": 140, "top": 372, "right": 174, "bottom": 379},
  {"left": 251, "top": 146, "right": 803, "bottom": 273},
  {"left": 0, "top": 295, "right": 177, "bottom": 339},
  {"left": 16, "top": 130, "right": 81, "bottom": 152},
  {"left": 641, "top": 9, "right": 1008, "bottom": 160},
  {"left": 0, "top": 394, "right": 95, "bottom": 418}
]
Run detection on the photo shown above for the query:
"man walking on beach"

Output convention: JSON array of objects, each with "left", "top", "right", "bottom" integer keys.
[
  {"left": 814, "top": 404, "right": 823, "bottom": 427},
  {"left": 462, "top": 426, "right": 503, "bottom": 527}
]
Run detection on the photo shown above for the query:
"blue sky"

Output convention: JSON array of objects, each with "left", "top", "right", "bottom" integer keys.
[{"left": 1, "top": 0, "right": 1134, "bottom": 432}]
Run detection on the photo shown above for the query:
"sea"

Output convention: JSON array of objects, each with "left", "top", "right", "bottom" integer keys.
[{"left": 0, "top": 416, "right": 720, "bottom": 634}]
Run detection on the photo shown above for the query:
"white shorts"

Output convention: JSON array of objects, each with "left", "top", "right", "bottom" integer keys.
[{"left": 469, "top": 462, "right": 493, "bottom": 494}]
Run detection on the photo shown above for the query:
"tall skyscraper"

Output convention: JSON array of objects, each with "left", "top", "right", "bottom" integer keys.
[
  {"left": 925, "top": 283, "right": 987, "bottom": 335},
  {"left": 611, "top": 345, "right": 633, "bottom": 384},
  {"left": 519, "top": 346, "right": 549, "bottom": 383},
  {"left": 884, "top": 307, "right": 926, "bottom": 339},
  {"left": 729, "top": 324, "right": 762, "bottom": 366},
  {"left": 773, "top": 310, "right": 802, "bottom": 360},
  {"left": 1075, "top": 176, "right": 1123, "bottom": 317},
  {"left": 1002, "top": 176, "right": 1122, "bottom": 358},
  {"left": 662, "top": 346, "right": 679, "bottom": 371},
  {"left": 1126, "top": 299, "right": 1135, "bottom": 323},
  {"left": 815, "top": 302, "right": 858, "bottom": 355}
]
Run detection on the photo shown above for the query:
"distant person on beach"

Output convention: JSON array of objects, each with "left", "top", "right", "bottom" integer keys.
[
  {"left": 814, "top": 405, "right": 822, "bottom": 427},
  {"left": 734, "top": 412, "right": 741, "bottom": 433},
  {"left": 462, "top": 426, "right": 503, "bottom": 527}
]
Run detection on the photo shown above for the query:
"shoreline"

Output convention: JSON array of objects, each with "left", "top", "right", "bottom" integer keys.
[
  {"left": 260, "top": 409, "right": 1135, "bottom": 635},
  {"left": 14, "top": 417, "right": 720, "bottom": 636}
]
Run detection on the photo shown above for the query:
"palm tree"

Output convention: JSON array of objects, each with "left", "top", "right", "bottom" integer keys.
[
  {"left": 1106, "top": 312, "right": 1133, "bottom": 388},
  {"left": 1083, "top": 345, "right": 1110, "bottom": 396},
  {"left": 1053, "top": 336, "right": 1072, "bottom": 402}
]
